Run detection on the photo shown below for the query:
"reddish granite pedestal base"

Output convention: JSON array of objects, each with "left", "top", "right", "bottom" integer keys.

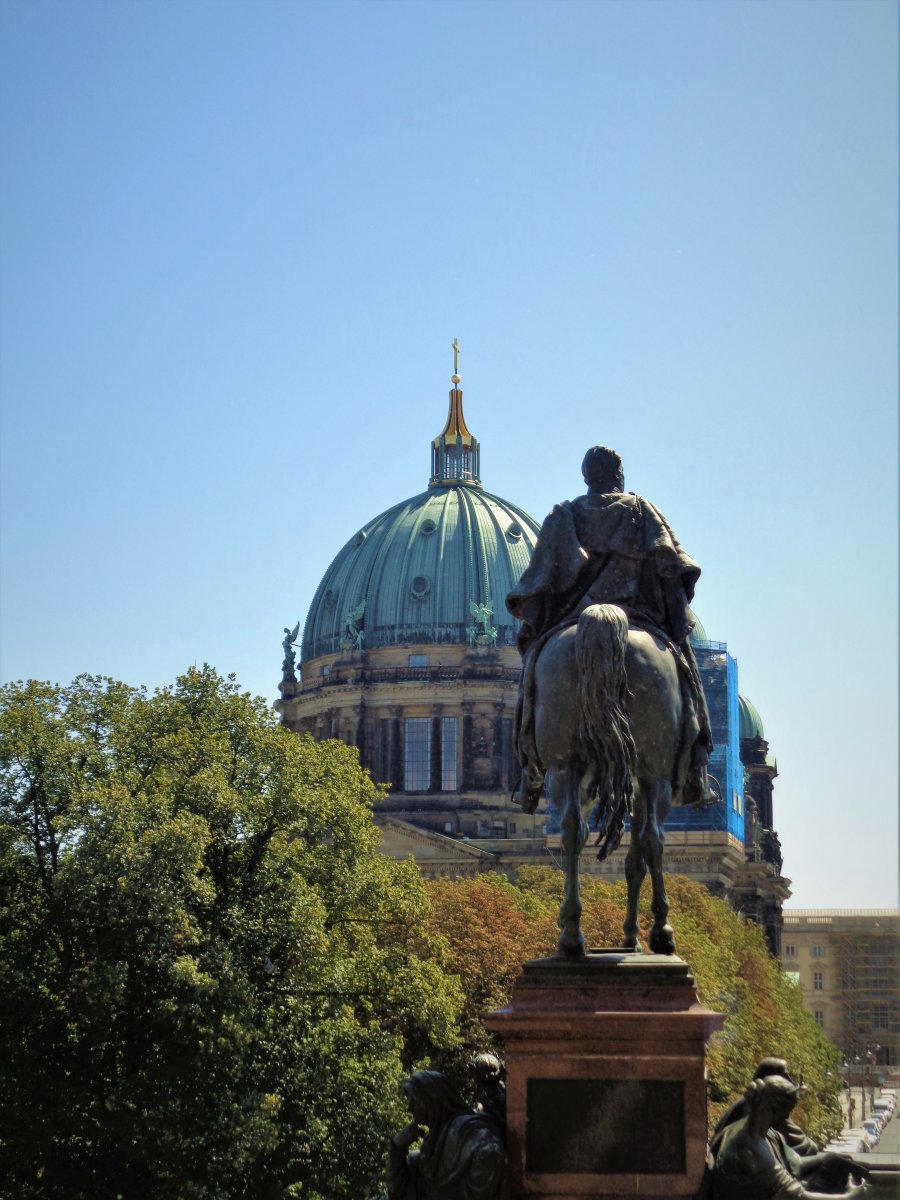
[{"left": 485, "top": 952, "right": 725, "bottom": 1200}]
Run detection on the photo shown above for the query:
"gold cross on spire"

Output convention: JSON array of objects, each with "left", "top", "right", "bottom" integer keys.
[{"left": 452, "top": 337, "right": 461, "bottom": 385}]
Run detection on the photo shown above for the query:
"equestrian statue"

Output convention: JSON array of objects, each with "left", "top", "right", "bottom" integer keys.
[{"left": 506, "top": 446, "right": 714, "bottom": 958}]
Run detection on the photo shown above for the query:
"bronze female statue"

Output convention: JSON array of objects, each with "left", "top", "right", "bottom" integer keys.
[
  {"left": 386, "top": 1070, "right": 506, "bottom": 1200},
  {"left": 708, "top": 1075, "right": 868, "bottom": 1199}
]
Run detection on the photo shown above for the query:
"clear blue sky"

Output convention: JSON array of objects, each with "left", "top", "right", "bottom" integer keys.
[{"left": 1, "top": 0, "right": 896, "bottom": 907}]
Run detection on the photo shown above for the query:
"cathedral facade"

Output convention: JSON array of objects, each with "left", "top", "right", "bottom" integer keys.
[{"left": 277, "top": 356, "right": 789, "bottom": 952}]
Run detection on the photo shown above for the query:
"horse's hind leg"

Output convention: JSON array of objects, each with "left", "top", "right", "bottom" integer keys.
[
  {"left": 623, "top": 792, "right": 647, "bottom": 950},
  {"left": 552, "top": 765, "right": 589, "bottom": 958},
  {"left": 643, "top": 780, "right": 675, "bottom": 955}
]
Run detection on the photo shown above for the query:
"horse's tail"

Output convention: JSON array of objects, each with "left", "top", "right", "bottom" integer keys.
[{"left": 576, "top": 604, "right": 636, "bottom": 861}]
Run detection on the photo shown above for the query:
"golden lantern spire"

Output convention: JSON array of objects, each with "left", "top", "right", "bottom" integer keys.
[{"left": 429, "top": 339, "right": 481, "bottom": 488}]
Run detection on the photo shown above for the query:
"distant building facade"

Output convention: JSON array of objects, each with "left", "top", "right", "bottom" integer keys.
[
  {"left": 277, "top": 354, "right": 789, "bottom": 949},
  {"left": 780, "top": 910, "right": 900, "bottom": 1069}
]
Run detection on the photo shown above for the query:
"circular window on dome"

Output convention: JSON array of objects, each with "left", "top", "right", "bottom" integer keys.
[
  {"left": 506, "top": 522, "right": 523, "bottom": 542},
  {"left": 410, "top": 575, "right": 432, "bottom": 600},
  {"left": 323, "top": 588, "right": 336, "bottom": 610},
  {"left": 420, "top": 519, "right": 437, "bottom": 537},
  {"left": 353, "top": 530, "right": 367, "bottom": 547}
]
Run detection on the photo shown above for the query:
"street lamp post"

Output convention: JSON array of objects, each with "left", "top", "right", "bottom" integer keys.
[
  {"left": 843, "top": 1059, "right": 859, "bottom": 1126},
  {"left": 865, "top": 1044, "right": 881, "bottom": 1113},
  {"left": 855, "top": 1055, "right": 865, "bottom": 1123},
  {"left": 846, "top": 1044, "right": 882, "bottom": 1128}
]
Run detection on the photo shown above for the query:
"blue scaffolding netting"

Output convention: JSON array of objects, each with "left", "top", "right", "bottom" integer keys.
[{"left": 665, "top": 640, "right": 744, "bottom": 837}]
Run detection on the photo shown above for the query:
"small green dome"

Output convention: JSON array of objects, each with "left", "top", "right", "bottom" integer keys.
[
  {"left": 739, "top": 694, "right": 765, "bottom": 741},
  {"left": 688, "top": 611, "right": 709, "bottom": 645},
  {"left": 302, "top": 484, "right": 539, "bottom": 661}
]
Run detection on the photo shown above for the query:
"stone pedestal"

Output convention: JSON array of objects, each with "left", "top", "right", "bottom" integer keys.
[{"left": 484, "top": 952, "right": 725, "bottom": 1200}]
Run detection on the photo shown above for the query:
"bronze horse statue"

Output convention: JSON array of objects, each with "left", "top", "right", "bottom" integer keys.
[{"left": 532, "top": 603, "right": 685, "bottom": 958}]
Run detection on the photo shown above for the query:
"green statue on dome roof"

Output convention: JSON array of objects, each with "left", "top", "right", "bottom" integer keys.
[
  {"left": 343, "top": 600, "right": 366, "bottom": 651},
  {"left": 467, "top": 601, "right": 497, "bottom": 647}
]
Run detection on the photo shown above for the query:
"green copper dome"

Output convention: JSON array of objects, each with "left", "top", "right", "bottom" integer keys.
[
  {"left": 738, "top": 694, "right": 765, "bottom": 741},
  {"left": 301, "top": 485, "right": 539, "bottom": 661},
  {"left": 301, "top": 364, "right": 540, "bottom": 663}
]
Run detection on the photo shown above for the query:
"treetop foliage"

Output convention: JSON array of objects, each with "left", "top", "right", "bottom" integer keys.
[{"left": 0, "top": 669, "right": 462, "bottom": 1200}]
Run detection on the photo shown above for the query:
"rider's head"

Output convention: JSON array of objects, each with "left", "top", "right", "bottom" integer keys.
[{"left": 582, "top": 446, "right": 624, "bottom": 495}]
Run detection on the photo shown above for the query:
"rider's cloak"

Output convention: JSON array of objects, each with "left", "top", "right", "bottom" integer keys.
[{"left": 507, "top": 491, "right": 701, "bottom": 652}]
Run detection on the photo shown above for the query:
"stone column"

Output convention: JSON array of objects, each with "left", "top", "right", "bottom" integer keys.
[
  {"left": 389, "top": 706, "right": 403, "bottom": 792},
  {"left": 758, "top": 777, "right": 774, "bottom": 830},
  {"left": 462, "top": 702, "right": 475, "bottom": 791},
  {"left": 491, "top": 700, "right": 505, "bottom": 790},
  {"left": 430, "top": 704, "right": 443, "bottom": 793},
  {"left": 354, "top": 701, "right": 366, "bottom": 763},
  {"left": 506, "top": 716, "right": 519, "bottom": 795}
]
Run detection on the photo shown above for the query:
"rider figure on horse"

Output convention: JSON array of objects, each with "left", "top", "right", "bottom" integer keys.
[{"left": 507, "top": 445, "right": 713, "bottom": 815}]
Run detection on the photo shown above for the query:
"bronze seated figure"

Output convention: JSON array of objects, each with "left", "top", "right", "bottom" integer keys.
[
  {"left": 705, "top": 1068, "right": 868, "bottom": 1199},
  {"left": 385, "top": 1069, "right": 506, "bottom": 1200}
]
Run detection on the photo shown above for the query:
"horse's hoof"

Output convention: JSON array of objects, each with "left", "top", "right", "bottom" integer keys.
[
  {"left": 557, "top": 932, "right": 587, "bottom": 959},
  {"left": 622, "top": 932, "right": 642, "bottom": 952},
  {"left": 649, "top": 923, "right": 676, "bottom": 955}
]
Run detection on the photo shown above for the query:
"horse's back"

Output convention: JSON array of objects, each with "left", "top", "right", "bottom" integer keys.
[{"left": 532, "top": 612, "right": 682, "bottom": 777}]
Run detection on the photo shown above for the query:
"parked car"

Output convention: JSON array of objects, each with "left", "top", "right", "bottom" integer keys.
[
  {"left": 862, "top": 1119, "right": 881, "bottom": 1143},
  {"left": 832, "top": 1132, "right": 869, "bottom": 1154}
]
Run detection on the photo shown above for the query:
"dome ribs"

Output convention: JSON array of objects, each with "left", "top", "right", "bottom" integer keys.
[{"left": 300, "top": 485, "right": 541, "bottom": 661}]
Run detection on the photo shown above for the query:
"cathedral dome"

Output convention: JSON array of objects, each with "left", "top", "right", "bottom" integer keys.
[
  {"left": 738, "top": 694, "right": 765, "bottom": 741},
  {"left": 301, "top": 485, "right": 539, "bottom": 661},
  {"left": 301, "top": 359, "right": 539, "bottom": 664}
]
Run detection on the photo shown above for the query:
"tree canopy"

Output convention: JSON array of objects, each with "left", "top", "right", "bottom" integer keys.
[{"left": 0, "top": 669, "right": 461, "bottom": 1200}]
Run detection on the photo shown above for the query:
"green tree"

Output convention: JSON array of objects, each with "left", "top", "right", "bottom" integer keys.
[{"left": 0, "top": 669, "right": 462, "bottom": 1200}]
